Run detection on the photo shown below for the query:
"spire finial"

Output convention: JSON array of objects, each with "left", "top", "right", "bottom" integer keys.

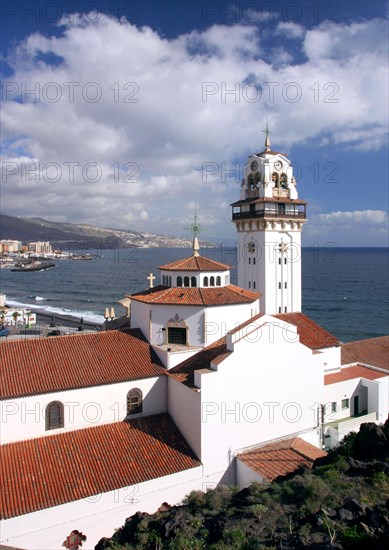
[
  {"left": 184, "top": 202, "right": 206, "bottom": 256},
  {"left": 262, "top": 118, "right": 272, "bottom": 151}
]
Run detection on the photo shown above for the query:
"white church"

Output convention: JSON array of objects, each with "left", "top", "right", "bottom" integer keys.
[{"left": 1, "top": 134, "right": 388, "bottom": 550}]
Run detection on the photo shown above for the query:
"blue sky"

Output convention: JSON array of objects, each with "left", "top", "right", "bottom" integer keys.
[{"left": 1, "top": 0, "right": 388, "bottom": 246}]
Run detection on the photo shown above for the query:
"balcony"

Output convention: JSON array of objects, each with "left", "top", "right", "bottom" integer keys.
[{"left": 232, "top": 207, "right": 306, "bottom": 221}]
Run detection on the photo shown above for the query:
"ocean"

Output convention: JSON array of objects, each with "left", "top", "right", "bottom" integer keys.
[{"left": 1, "top": 247, "right": 388, "bottom": 343}]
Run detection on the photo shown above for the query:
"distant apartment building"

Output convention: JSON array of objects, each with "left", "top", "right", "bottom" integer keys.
[
  {"left": 0, "top": 240, "right": 23, "bottom": 252},
  {"left": 28, "top": 241, "right": 53, "bottom": 254}
]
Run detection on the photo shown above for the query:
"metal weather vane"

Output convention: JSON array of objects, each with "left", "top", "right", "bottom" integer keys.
[
  {"left": 184, "top": 203, "right": 206, "bottom": 239},
  {"left": 184, "top": 203, "right": 206, "bottom": 256},
  {"left": 262, "top": 118, "right": 272, "bottom": 150}
]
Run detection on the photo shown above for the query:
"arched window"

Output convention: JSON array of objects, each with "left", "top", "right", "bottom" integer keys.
[
  {"left": 191, "top": 276, "right": 197, "bottom": 287},
  {"left": 127, "top": 388, "right": 143, "bottom": 415},
  {"left": 254, "top": 171, "right": 261, "bottom": 185},
  {"left": 272, "top": 173, "right": 279, "bottom": 187},
  {"left": 168, "top": 276, "right": 172, "bottom": 286},
  {"left": 45, "top": 401, "right": 64, "bottom": 431},
  {"left": 203, "top": 276, "right": 208, "bottom": 287},
  {"left": 280, "top": 173, "right": 287, "bottom": 189},
  {"left": 247, "top": 174, "right": 254, "bottom": 190},
  {"left": 177, "top": 276, "right": 183, "bottom": 287},
  {"left": 162, "top": 275, "right": 166, "bottom": 285},
  {"left": 216, "top": 276, "right": 221, "bottom": 286},
  {"left": 184, "top": 276, "right": 190, "bottom": 287},
  {"left": 210, "top": 276, "right": 215, "bottom": 286}
]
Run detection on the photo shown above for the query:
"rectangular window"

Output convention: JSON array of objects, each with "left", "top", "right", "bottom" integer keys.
[
  {"left": 284, "top": 306, "right": 287, "bottom": 313},
  {"left": 284, "top": 282, "right": 287, "bottom": 289},
  {"left": 248, "top": 258, "right": 251, "bottom": 264},
  {"left": 253, "top": 258, "right": 256, "bottom": 265},
  {"left": 278, "top": 258, "right": 281, "bottom": 265},
  {"left": 278, "top": 282, "right": 281, "bottom": 289},
  {"left": 248, "top": 281, "right": 251, "bottom": 288},
  {"left": 284, "top": 258, "right": 287, "bottom": 264},
  {"left": 278, "top": 307, "right": 281, "bottom": 313},
  {"left": 167, "top": 327, "right": 187, "bottom": 345},
  {"left": 253, "top": 281, "right": 256, "bottom": 289},
  {"left": 341, "top": 398, "right": 349, "bottom": 410},
  {"left": 331, "top": 402, "right": 337, "bottom": 413}
]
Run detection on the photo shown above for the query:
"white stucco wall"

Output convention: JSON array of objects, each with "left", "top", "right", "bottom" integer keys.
[
  {"left": 362, "top": 378, "right": 389, "bottom": 424},
  {"left": 160, "top": 270, "right": 229, "bottom": 288},
  {"left": 0, "top": 465, "right": 204, "bottom": 550},
  {"left": 131, "top": 301, "right": 259, "bottom": 351},
  {"left": 195, "top": 321, "right": 323, "bottom": 474},
  {"left": 204, "top": 302, "right": 259, "bottom": 345},
  {"left": 237, "top": 227, "right": 303, "bottom": 315},
  {"left": 167, "top": 377, "right": 202, "bottom": 460},
  {"left": 0, "top": 376, "right": 166, "bottom": 444},
  {"left": 321, "top": 346, "right": 342, "bottom": 372},
  {"left": 236, "top": 458, "right": 264, "bottom": 489}
]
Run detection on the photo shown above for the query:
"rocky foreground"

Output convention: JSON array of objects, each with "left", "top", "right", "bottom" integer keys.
[{"left": 96, "top": 421, "right": 389, "bottom": 549}]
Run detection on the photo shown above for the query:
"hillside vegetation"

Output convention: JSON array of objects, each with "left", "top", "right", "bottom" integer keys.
[{"left": 96, "top": 421, "right": 389, "bottom": 550}]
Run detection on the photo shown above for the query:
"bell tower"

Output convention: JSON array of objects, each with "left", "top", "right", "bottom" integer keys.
[{"left": 231, "top": 125, "right": 307, "bottom": 314}]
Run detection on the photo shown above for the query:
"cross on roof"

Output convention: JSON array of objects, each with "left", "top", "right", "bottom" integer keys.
[{"left": 147, "top": 272, "right": 156, "bottom": 288}]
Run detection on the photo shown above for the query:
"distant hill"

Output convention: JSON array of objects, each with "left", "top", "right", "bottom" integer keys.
[{"left": 0, "top": 214, "right": 194, "bottom": 249}]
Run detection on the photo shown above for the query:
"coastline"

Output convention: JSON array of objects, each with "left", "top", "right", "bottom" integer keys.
[{"left": 33, "top": 309, "right": 102, "bottom": 331}]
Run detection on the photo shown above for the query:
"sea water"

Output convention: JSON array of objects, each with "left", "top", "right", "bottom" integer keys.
[{"left": 1, "top": 247, "right": 388, "bottom": 342}]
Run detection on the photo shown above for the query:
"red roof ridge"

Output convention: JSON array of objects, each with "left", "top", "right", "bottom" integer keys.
[
  {"left": 341, "top": 335, "right": 389, "bottom": 371},
  {"left": 168, "top": 337, "right": 229, "bottom": 388},
  {"left": 274, "top": 312, "right": 339, "bottom": 350},
  {"left": 0, "top": 414, "right": 201, "bottom": 519},
  {"left": 238, "top": 437, "right": 326, "bottom": 482},
  {"left": 130, "top": 285, "right": 259, "bottom": 306},
  {"left": 325, "top": 364, "right": 388, "bottom": 385},
  {"left": 0, "top": 329, "right": 165, "bottom": 399},
  {"left": 159, "top": 255, "right": 231, "bottom": 272}
]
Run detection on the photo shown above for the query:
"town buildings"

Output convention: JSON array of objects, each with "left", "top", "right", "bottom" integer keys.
[{"left": 0, "top": 135, "right": 388, "bottom": 549}]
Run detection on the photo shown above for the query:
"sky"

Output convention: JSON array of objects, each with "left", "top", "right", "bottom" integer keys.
[{"left": 1, "top": 0, "right": 388, "bottom": 246}]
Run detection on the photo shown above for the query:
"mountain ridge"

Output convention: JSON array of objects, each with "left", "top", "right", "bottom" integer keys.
[{"left": 0, "top": 214, "right": 194, "bottom": 249}]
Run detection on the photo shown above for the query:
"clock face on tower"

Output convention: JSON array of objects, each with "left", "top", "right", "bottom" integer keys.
[
  {"left": 247, "top": 241, "right": 256, "bottom": 255},
  {"left": 274, "top": 160, "right": 282, "bottom": 170},
  {"left": 250, "top": 160, "right": 258, "bottom": 171}
]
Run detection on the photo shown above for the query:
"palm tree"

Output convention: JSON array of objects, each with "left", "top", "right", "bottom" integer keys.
[{"left": 12, "top": 311, "right": 20, "bottom": 326}]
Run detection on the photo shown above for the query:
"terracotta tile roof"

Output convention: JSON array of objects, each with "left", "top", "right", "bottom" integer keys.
[
  {"left": 0, "top": 413, "right": 201, "bottom": 519},
  {"left": 341, "top": 336, "right": 389, "bottom": 371},
  {"left": 0, "top": 329, "right": 165, "bottom": 399},
  {"left": 238, "top": 437, "right": 326, "bottom": 482},
  {"left": 168, "top": 337, "right": 230, "bottom": 388},
  {"left": 325, "top": 365, "right": 388, "bottom": 385},
  {"left": 130, "top": 285, "right": 259, "bottom": 306},
  {"left": 159, "top": 255, "right": 230, "bottom": 272},
  {"left": 274, "top": 313, "right": 340, "bottom": 350}
]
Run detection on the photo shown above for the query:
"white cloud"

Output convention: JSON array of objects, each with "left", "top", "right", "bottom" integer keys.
[
  {"left": 317, "top": 210, "right": 388, "bottom": 224},
  {"left": 276, "top": 22, "right": 305, "bottom": 39},
  {"left": 1, "top": 13, "right": 388, "bottom": 239},
  {"left": 304, "top": 210, "right": 388, "bottom": 246}
]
